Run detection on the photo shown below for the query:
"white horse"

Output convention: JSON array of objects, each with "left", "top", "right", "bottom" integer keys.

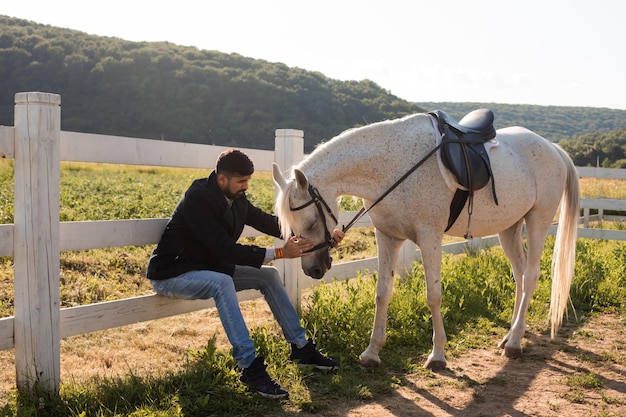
[{"left": 272, "top": 111, "right": 579, "bottom": 370}]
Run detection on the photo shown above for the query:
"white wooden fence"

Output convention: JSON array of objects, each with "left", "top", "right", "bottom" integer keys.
[{"left": 1, "top": 92, "right": 625, "bottom": 395}]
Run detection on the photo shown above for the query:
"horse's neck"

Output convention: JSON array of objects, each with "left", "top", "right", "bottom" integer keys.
[
  {"left": 300, "top": 138, "right": 378, "bottom": 200},
  {"left": 300, "top": 114, "right": 436, "bottom": 202}
]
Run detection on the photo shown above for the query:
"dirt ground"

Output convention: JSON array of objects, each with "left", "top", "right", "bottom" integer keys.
[
  {"left": 296, "top": 314, "right": 626, "bottom": 417},
  {"left": 1, "top": 301, "right": 625, "bottom": 417}
]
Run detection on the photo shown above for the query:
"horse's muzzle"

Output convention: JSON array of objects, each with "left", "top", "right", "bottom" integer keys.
[{"left": 304, "top": 251, "right": 332, "bottom": 279}]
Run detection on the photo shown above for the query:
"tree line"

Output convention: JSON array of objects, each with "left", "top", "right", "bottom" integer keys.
[{"left": 559, "top": 129, "right": 626, "bottom": 168}]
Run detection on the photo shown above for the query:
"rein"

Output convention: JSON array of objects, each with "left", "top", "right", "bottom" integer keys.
[
  {"left": 341, "top": 143, "right": 443, "bottom": 235},
  {"left": 290, "top": 141, "right": 443, "bottom": 252}
]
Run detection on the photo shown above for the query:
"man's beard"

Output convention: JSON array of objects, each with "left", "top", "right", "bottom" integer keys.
[{"left": 225, "top": 189, "right": 245, "bottom": 200}]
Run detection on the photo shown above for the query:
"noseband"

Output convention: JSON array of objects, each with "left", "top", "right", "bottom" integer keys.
[{"left": 289, "top": 185, "right": 338, "bottom": 253}]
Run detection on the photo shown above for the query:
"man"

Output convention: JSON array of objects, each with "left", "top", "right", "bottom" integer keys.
[{"left": 147, "top": 149, "right": 343, "bottom": 399}]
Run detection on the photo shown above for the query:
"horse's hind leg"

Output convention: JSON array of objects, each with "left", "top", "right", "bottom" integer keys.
[
  {"left": 497, "top": 220, "right": 527, "bottom": 357},
  {"left": 359, "top": 230, "right": 403, "bottom": 367},
  {"left": 499, "top": 214, "right": 551, "bottom": 358}
]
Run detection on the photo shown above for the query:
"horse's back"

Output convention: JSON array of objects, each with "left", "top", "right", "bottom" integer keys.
[
  {"left": 495, "top": 126, "right": 558, "bottom": 154},
  {"left": 493, "top": 126, "right": 569, "bottom": 185}
]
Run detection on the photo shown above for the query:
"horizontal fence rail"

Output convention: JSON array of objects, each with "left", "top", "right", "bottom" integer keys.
[{"left": 2, "top": 92, "right": 626, "bottom": 393}]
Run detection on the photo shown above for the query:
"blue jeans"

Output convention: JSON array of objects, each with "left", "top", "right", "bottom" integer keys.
[{"left": 150, "top": 265, "right": 308, "bottom": 368}]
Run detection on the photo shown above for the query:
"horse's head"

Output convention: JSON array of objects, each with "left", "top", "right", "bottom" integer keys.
[{"left": 272, "top": 163, "right": 336, "bottom": 279}]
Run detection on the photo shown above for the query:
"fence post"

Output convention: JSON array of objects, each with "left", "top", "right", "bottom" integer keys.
[
  {"left": 13, "top": 92, "right": 61, "bottom": 394},
  {"left": 274, "top": 129, "right": 304, "bottom": 309}
]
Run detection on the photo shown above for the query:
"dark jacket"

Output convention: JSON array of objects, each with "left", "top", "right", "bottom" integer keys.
[{"left": 147, "top": 171, "right": 282, "bottom": 280}]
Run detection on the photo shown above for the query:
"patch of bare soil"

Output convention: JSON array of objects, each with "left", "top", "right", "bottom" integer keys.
[
  {"left": 298, "top": 314, "right": 626, "bottom": 417},
  {"left": 1, "top": 304, "right": 625, "bottom": 417}
]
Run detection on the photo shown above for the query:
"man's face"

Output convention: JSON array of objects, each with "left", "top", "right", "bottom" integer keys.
[{"left": 218, "top": 173, "right": 250, "bottom": 200}]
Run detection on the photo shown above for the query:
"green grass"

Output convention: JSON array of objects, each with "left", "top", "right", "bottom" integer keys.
[
  {"left": 580, "top": 177, "right": 626, "bottom": 199},
  {"left": 1, "top": 160, "right": 626, "bottom": 415},
  {"left": 2, "top": 239, "right": 625, "bottom": 416},
  {"left": 564, "top": 371, "right": 603, "bottom": 390}
]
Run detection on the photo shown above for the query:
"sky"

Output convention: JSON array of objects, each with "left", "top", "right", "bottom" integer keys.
[{"left": 2, "top": 0, "right": 625, "bottom": 110}]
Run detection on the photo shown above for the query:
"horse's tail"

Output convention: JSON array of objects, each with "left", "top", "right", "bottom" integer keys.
[{"left": 550, "top": 144, "right": 580, "bottom": 338}]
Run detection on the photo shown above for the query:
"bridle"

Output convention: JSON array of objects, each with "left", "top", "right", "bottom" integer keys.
[
  {"left": 289, "top": 138, "right": 443, "bottom": 253},
  {"left": 289, "top": 185, "right": 338, "bottom": 253}
]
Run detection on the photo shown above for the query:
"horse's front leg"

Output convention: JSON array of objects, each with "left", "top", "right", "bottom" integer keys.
[
  {"left": 359, "top": 231, "right": 403, "bottom": 367},
  {"left": 420, "top": 239, "right": 447, "bottom": 371}
]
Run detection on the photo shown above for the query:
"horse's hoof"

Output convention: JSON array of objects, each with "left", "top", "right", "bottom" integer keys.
[
  {"left": 424, "top": 359, "right": 447, "bottom": 371},
  {"left": 503, "top": 346, "right": 522, "bottom": 359},
  {"left": 358, "top": 356, "right": 381, "bottom": 368}
]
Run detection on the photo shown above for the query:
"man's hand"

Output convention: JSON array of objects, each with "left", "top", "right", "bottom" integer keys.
[
  {"left": 331, "top": 229, "right": 345, "bottom": 247},
  {"left": 282, "top": 236, "right": 315, "bottom": 258}
]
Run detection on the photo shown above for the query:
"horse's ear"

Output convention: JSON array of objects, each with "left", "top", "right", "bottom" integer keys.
[
  {"left": 272, "top": 163, "right": 287, "bottom": 188},
  {"left": 294, "top": 169, "right": 309, "bottom": 192}
]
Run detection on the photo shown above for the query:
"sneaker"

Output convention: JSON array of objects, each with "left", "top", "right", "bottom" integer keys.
[
  {"left": 240, "top": 356, "right": 289, "bottom": 399},
  {"left": 290, "top": 339, "right": 340, "bottom": 370}
]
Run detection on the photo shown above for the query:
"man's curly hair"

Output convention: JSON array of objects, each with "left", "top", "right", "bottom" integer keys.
[{"left": 216, "top": 149, "right": 254, "bottom": 176}]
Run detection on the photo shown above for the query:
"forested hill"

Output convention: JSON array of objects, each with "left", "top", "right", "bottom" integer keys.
[
  {"left": 0, "top": 16, "right": 423, "bottom": 152},
  {"left": 2, "top": 16, "right": 625, "bottom": 154},
  {"left": 417, "top": 102, "right": 626, "bottom": 143}
]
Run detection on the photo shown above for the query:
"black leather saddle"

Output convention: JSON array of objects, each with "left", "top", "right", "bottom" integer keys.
[{"left": 429, "top": 109, "right": 499, "bottom": 235}]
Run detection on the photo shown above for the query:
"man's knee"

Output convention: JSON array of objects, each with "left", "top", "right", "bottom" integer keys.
[
  {"left": 260, "top": 266, "right": 282, "bottom": 283},
  {"left": 255, "top": 266, "right": 284, "bottom": 291},
  {"left": 180, "top": 270, "right": 236, "bottom": 299}
]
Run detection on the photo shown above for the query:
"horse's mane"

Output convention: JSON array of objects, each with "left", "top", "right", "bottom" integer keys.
[
  {"left": 275, "top": 179, "right": 297, "bottom": 239},
  {"left": 296, "top": 126, "right": 361, "bottom": 173}
]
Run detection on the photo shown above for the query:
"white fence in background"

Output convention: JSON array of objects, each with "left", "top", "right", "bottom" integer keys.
[{"left": 1, "top": 92, "right": 625, "bottom": 394}]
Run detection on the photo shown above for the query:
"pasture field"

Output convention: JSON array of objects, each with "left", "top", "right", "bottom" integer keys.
[{"left": 0, "top": 160, "right": 626, "bottom": 416}]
